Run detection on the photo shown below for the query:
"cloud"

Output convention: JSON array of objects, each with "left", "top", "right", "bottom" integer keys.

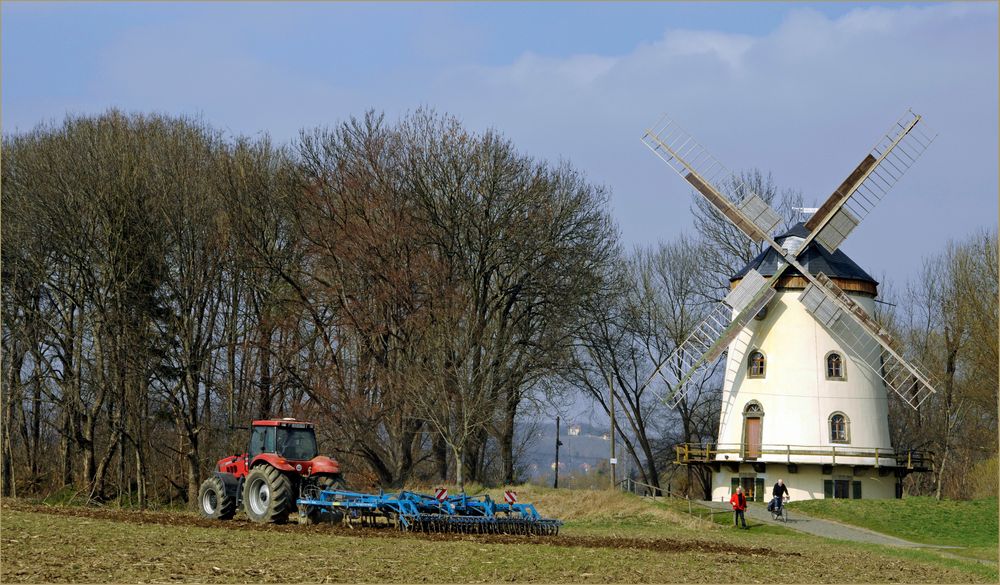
[
  {"left": 416, "top": 3, "right": 997, "bottom": 287},
  {"left": 3, "top": 2, "right": 997, "bottom": 286},
  {"left": 653, "top": 29, "right": 755, "bottom": 69}
]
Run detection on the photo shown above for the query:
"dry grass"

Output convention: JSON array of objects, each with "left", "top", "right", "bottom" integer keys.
[{"left": 469, "top": 484, "right": 707, "bottom": 529}]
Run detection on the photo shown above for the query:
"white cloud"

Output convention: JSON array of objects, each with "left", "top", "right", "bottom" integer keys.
[
  {"left": 4, "top": 2, "right": 997, "bottom": 285},
  {"left": 654, "top": 29, "right": 755, "bottom": 69},
  {"left": 417, "top": 3, "right": 997, "bottom": 286}
]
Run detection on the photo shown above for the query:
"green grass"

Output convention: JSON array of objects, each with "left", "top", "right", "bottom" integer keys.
[
  {"left": 794, "top": 496, "right": 999, "bottom": 563},
  {"left": 793, "top": 497, "right": 998, "bottom": 548}
]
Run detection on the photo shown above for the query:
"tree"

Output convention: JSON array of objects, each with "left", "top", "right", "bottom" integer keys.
[{"left": 891, "top": 229, "right": 998, "bottom": 499}]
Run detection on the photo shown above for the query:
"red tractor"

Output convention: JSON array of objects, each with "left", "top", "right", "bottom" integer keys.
[{"left": 198, "top": 418, "right": 344, "bottom": 524}]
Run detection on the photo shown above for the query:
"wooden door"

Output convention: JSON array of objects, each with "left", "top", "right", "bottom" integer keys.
[{"left": 744, "top": 417, "right": 762, "bottom": 459}]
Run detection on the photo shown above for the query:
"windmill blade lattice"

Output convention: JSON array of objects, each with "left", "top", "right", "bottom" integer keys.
[
  {"left": 805, "top": 110, "right": 937, "bottom": 254},
  {"left": 653, "top": 270, "right": 775, "bottom": 407},
  {"left": 642, "top": 115, "right": 782, "bottom": 242},
  {"left": 799, "top": 273, "right": 937, "bottom": 408}
]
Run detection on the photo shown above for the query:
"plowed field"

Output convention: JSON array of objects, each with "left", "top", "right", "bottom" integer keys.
[{"left": 2, "top": 499, "right": 994, "bottom": 583}]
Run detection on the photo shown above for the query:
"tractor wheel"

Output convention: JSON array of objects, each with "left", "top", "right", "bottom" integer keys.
[
  {"left": 242, "top": 466, "right": 293, "bottom": 524},
  {"left": 198, "top": 476, "right": 236, "bottom": 520},
  {"left": 303, "top": 473, "right": 346, "bottom": 524},
  {"left": 314, "top": 473, "right": 346, "bottom": 491}
]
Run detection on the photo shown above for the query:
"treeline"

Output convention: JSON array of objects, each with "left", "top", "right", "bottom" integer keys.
[
  {"left": 888, "top": 228, "right": 998, "bottom": 499},
  {"left": 1, "top": 110, "right": 995, "bottom": 506},
  {"left": 1, "top": 110, "right": 619, "bottom": 505}
]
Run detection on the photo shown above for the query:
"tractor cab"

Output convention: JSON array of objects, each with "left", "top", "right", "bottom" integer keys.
[{"left": 248, "top": 419, "right": 318, "bottom": 462}]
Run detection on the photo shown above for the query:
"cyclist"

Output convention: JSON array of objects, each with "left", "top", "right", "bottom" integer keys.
[{"left": 769, "top": 478, "right": 789, "bottom": 513}]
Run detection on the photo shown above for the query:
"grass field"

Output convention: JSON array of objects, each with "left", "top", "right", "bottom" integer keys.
[
  {"left": 793, "top": 496, "right": 999, "bottom": 561},
  {"left": 2, "top": 487, "right": 996, "bottom": 583}
]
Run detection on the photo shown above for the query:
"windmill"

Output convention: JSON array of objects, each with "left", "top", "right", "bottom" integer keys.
[{"left": 642, "top": 110, "right": 937, "bottom": 500}]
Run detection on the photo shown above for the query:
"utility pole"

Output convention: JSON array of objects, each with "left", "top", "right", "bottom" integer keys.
[
  {"left": 609, "top": 376, "right": 617, "bottom": 490},
  {"left": 554, "top": 416, "right": 563, "bottom": 489}
]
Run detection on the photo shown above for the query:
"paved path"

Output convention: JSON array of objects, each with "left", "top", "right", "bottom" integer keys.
[
  {"left": 701, "top": 500, "right": 951, "bottom": 548},
  {"left": 680, "top": 499, "right": 998, "bottom": 567}
]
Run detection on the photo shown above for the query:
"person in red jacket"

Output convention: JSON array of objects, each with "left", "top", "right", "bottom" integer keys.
[{"left": 730, "top": 486, "right": 748, "bottom": 529}]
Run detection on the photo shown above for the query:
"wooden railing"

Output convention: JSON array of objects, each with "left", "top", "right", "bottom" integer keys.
[{"left": 674, "top": 443, "right": 933, "bottom": 470}]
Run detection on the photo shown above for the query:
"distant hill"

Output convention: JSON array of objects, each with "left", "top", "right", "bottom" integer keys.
[{"left": 517, "top": 421, "right": 614, "bottom": 481}]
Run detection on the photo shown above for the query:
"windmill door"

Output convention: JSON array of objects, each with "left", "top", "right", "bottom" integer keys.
[{"left": 744, "top": 417, "right": 762, "bottom": 459}]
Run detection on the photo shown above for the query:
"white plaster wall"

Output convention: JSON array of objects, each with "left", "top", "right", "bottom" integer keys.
[{"left": 716, "top": 288, "right": 893, "bottom": 466}]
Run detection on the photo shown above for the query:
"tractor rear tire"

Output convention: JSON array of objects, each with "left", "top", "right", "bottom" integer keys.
[
  {"left": 242, "top": 466, "right": 293, "bottom": 524},
  {"left": 198, "top": 476, "right": 236, "bottom": 520}
]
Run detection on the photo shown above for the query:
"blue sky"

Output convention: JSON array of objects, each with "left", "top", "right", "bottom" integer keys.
[{"left": 4, "top": 2, "right": 998, "bottom": 289}]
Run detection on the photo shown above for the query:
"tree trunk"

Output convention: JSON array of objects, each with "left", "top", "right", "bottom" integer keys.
[
  {"left": 91, "top": 424, "right": 122, "bottom": 501},
  {"left": 454, "top": 445, "right": 465, "bottom": 488},
  {"left": 1, "top": 345, "right": 25, "bottom": 497},
  {"left": 60, "top": 413, "right": 74, "bottom": 487},
  {"left": 187, "top": 446, "right": 201, "bottom": 505},
  {"left": 500, "top": 388, "right": 518, "bottom": 484},
  {"left": 433, "top": 432, "right": 448, "bottom": 482},
  {"left": 30, "top": 373, "right": 42, "bottom": 484}
]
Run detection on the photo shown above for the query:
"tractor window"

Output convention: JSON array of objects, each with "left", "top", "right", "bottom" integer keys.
[
  {"left": 249, "top": 427, "right": 266, "bottom": 458},
  {"left": 263, "top": 427, "right": 276, "bottom": 453},
  {"left": 277, "top": 427, "right": 317, "bottom": 460}
]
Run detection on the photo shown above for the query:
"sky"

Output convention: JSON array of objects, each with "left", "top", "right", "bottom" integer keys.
[{"left": 3, "top": 1, "right": 998, "bottom": 291}]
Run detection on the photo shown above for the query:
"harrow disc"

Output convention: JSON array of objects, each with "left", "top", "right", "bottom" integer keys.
[{"left": 394, "top": 513, "right": 562, "bottom": 536}]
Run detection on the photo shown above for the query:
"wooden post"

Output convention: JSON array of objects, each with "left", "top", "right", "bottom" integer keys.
[
  {"left": 554, "top": 417, "right": 561, "bottom": 488},
  {"left": 609, "top": 375, "right": 617, "bottom": 490}
]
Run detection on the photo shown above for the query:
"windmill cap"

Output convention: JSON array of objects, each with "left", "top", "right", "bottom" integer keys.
[{"left": 730, "top": 222, "right": 879, "bottom": 292}]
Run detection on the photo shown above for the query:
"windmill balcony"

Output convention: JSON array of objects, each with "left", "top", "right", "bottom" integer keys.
[{"left": 674, "top": 443, "right": 933, "bottom": 472}]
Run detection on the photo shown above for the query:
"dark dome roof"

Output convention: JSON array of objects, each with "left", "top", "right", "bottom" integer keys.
[{"left": 730, "top": 222, "right": 878, "bottom": 286}]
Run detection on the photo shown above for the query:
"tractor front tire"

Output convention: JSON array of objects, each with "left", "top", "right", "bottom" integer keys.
[
  {"left": 198, "top": 476, "right": 236, "bottom": 520},
  {"left": 243, "top": 466, "right": 293, "bottom": 524}
]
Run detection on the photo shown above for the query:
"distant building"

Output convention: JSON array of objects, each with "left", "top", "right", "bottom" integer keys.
[{"left": 568, "top": 425, "right": 581, "bottom": 436}]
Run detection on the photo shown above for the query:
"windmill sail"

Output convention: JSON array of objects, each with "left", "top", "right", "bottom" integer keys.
[
  {"left": 798, "top": 273, "right": 937, "bottom": 408},
  {"left": 643, "top": 109, "right": 938, "bottom": 410},
  {"left": 642, "top": 115, "right": 781, "bottom": 242},
  {"left": 653, "top": 270, "right": 775, "bottom": 407},
  {"left": 803, "top": 110, "right": 936, "bottom": 254}
]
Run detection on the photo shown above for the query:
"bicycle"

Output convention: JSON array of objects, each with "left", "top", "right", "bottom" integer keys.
[{"left": 769, "top": 497, "right": 789, "bottom": 522}]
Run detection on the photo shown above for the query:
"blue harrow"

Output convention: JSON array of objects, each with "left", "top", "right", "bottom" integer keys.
[{"left": 296, "top": 488, "right": 563, "bottom": 536}]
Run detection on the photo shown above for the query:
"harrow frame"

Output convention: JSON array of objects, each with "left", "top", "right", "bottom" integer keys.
[{"left": 296, "top": 488, "right": 562, "bottom": 535}]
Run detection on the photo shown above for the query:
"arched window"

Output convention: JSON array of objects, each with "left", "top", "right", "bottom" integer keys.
[
  {"left": 826, "top": 352, "right": 845, "bottom": 380},
  {"left": 748, "top": 351, "right": 766, "bottom": 378},
  {"left": 829, "top": 412, "right": 850, "bottom": 444}
]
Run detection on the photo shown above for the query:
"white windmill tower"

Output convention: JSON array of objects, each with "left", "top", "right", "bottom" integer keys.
[{"left": 641, "top": 110, "right": 937, "bottom": 501}]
